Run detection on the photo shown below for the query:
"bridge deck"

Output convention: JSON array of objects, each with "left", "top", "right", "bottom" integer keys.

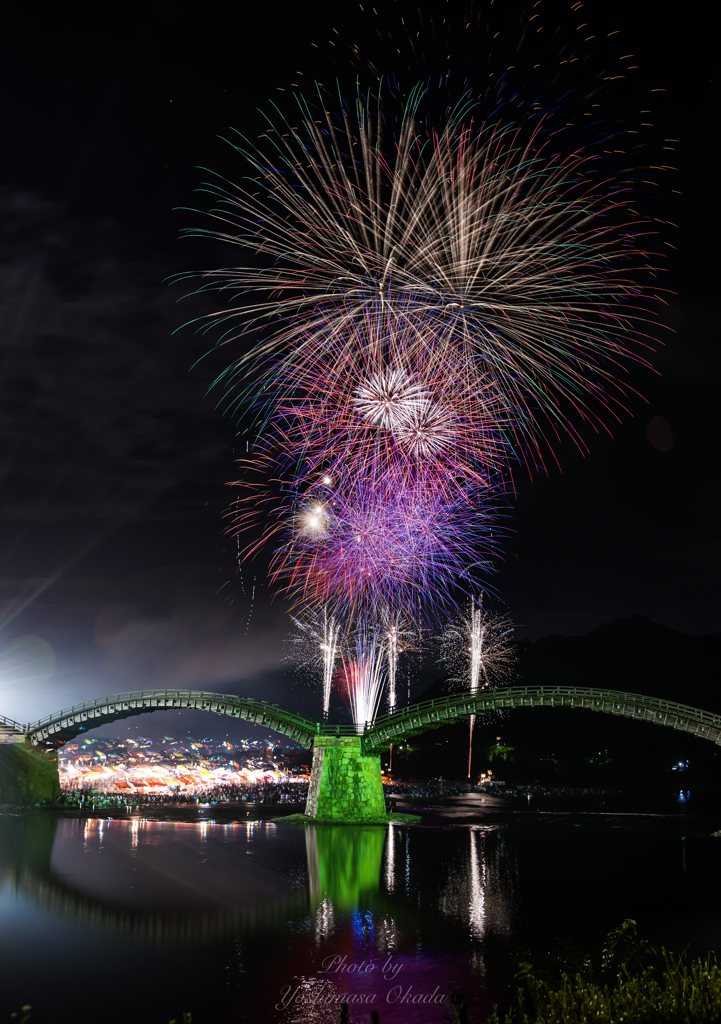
[
  {"left": 3, "top": 685, "right": 719, "bottom": 752},
  {"left": 362, "top": 685, "right": 721, "bottom": 752}
]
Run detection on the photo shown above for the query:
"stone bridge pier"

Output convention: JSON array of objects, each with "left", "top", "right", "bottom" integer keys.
[{"left": 305, "top": 736, "right": 388, "bottom": 823}]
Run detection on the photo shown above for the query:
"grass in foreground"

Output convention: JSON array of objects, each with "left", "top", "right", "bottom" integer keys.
[{"left": 487, "top": 919, "right": 721, "bottom": 1024}]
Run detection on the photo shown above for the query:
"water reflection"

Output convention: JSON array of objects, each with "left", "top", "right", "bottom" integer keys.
[
  {"left": 1, "top": 799, "right": 715, "bottom": 1023},
  {"left": 306, "top": 826, "right": 386, "bottom": 910},
  {"left": 0, "top": 815, "right": 518, "bottom": 942},
  {"left": 0, "top": 815, "right": 518, "bottom": 945},
  {"left": 0, "top": 812, "right": 57, "bottom": 882},
  {"left": 0, "top": 813, "right": 517, "bottom": 1022},
  {"left": 439, "top": 826, "right": 516, "bottom": 941},
  {"left": 385, "top": 822, "right": 396, "bottom": 892}
]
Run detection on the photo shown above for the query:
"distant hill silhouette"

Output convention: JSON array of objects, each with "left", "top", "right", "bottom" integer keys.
[
  {"left": 395, "top": 617, "right": 721, "bottom": 787},
  {"left": 516, "top": 616, "right": 720, "bottom": 710}
]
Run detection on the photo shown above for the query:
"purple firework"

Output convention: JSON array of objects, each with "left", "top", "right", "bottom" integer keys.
[{"left": 263, "top": 472, "right": 504, "bottom": 621}]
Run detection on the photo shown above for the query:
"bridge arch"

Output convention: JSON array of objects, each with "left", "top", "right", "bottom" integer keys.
[
  {"left": 362, "top": 685, "right": 721, "bottom": 753},
  {"left": 24, "top": 689, "right": 324, "bottom": 748}
]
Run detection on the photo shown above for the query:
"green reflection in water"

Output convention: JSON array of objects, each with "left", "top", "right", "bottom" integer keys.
[
  {"left": 0, "top": 812, "right": 57, "bottom": 879},
  {"left": 0, "top": 815, "right": 396, "bottom": 944},
  {"left": 305, "top": 825, "right": 386, "bottom": 909}
]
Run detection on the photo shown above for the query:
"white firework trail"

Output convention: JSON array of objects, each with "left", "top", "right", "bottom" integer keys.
[
  {"left": 319, "top": 609, "right": 341, "bottom": 720},
  {"left": 438, "top": 596, "right": 516, "bottom": 777},
  {"left": 343, "top": 627, "right": 387, "bottom": 734},
  {"left": 353, "top": 367, "right": 430, "bottom": 431},
  {"left": 286, "top": 606, "right": 343, "bottom": 720},
  {"left": 379, "top": 611, "right": 420, "bottom": 712},
  {"left": 386, "top": 624, "right": 400, "bottom": 712},
  {"left": 467, "top": 597, "right": 483, "bottom": 778}
]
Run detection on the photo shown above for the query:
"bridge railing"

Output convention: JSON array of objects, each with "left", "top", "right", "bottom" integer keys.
[
  {"left": 21, "top": 684, "right": 721, "bottom": 746},
  {"left": 315, "top": 723, "right": 364, "bottom": 736},
  {"left": 366, "top": 685, "right": 721, "bottom": 733},
  {"left": 25, "top": 688, "right": 371, "bottom": 739},
  {"left": 25, "top": 689, "right": 319, "bottom": 735},
  {"left": 0, "top": 713, "right": 23, "bottom": 732}
]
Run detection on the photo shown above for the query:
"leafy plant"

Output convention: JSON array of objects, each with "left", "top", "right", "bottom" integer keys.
[{"left": 488, "top": 921, "right": 721, "bottom": 1024}]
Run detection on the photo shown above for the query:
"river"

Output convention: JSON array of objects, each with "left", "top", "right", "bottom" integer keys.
[{"left": 0, "top": 790, "right": 718, "bottom": 1023}]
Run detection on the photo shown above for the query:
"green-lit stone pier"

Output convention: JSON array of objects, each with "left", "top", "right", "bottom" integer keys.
[{"left": 306, "top": 735, "right": 387, "bottom": 823}]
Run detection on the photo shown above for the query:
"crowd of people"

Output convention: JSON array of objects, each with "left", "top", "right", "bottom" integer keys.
[
  {"left": 48, "top": 778, "right": 476, "bottom": 811},
  {"left": 55, "top": 780, "right": 310, "bottom": 810},
  {"left": 384, "top": 779, "right": 473, "bottom": 800}
]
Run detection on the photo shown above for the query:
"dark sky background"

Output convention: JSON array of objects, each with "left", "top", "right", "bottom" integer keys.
[{"left": 0, "top": 0, "right": 717, "bottom": 735}]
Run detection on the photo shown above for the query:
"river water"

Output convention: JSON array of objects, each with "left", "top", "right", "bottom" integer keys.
[{"left": 1, "top": 791, "right": 719, "bottom": 1023}]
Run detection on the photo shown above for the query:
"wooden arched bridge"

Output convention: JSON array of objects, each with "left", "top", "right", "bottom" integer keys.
[{"left": 6, "top": 684, "right": 721, "bottom": 752}]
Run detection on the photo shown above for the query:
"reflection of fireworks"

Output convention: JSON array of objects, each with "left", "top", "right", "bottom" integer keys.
[{"left": 286, "top": 607, "right": 343, "bottom": 719}]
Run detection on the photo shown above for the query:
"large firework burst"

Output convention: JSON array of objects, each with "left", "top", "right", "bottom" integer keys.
[
  {"left": 186, "top": 84, "right": 664, "bottom": 466},
  {"left": 234, "top": 471, "right": 504, "bottom": 621},
  {"left": 187, "top": 70, "right": 665, "bottom": 726}
]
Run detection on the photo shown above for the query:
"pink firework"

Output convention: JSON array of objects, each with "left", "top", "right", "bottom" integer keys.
[{"left": 256, "top": 305, "right": 516, "bottom": 499}]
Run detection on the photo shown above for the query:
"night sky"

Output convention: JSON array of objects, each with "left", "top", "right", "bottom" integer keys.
[{"left": 0, "top": 0, "right": 717, "bottom": 733}]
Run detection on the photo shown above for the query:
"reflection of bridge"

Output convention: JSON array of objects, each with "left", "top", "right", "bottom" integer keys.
[
  {"left": 1, "top": 815, "right": 430, "bottom": 946},
  {"left": 4, "top": 686, "right": 721, "bottom": 820},
  {"left": 10, "top": 685, "right": 721, "bottom": 751},
  {"left": 14, "top": 865, "right": 308, "bottom": 944}
]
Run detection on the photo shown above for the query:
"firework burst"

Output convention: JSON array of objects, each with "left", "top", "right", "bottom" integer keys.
[
  {"left": 286, "top": 606, "right": 343, "bottom": 719},
  {"left": 352, "top": 367, "right": 429, "bottom": 431},
  {"left": 185, "top": 84, "right": 664, "bottom": 467},
  {"left": 439, "top": 596, "right": 516, "bottom": 692},
  {"left": 187, "top": 69, "right": 666, "bottom": 727},
  {"left": 261, "top": 473, "right": 504, "bottom": 622}
]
